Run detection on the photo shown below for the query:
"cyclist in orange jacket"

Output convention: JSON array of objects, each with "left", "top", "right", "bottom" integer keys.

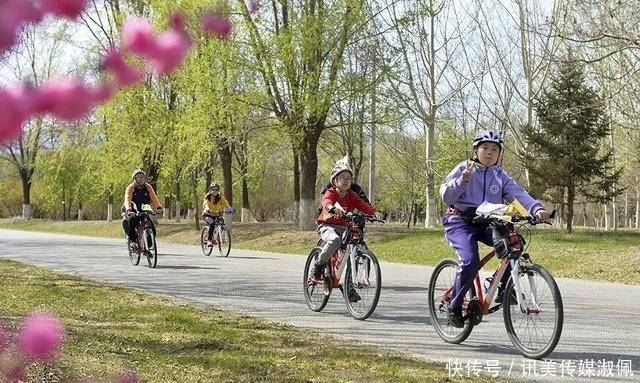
[{"left": 122, "top": 168, "right": 163, "bottom": 246}]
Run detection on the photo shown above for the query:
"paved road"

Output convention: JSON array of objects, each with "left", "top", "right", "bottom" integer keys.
[{"left": 1, "top": 229, "right": 638, "bottom": 382}]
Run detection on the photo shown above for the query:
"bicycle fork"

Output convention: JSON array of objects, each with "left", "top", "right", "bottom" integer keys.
[{"left": 509, "top": 259, "right": 540, "bottom": 314}]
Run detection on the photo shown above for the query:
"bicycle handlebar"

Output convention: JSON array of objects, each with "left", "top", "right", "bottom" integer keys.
[{"left": 473, "top": 209, "right": 556, "bottom": 226}]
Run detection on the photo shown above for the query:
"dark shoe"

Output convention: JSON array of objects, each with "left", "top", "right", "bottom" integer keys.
[
  {"left": 447, "top": 307, "right": 465, "bottom": 328},
  {"left": 347, "top": 289, "right": 361, "bottom": 303},
  {"left": 308, "top": 263, "right": 325, "bottom": 283},
  {"left": 495, "top": 288, "right": 519, "bottom": 305}
]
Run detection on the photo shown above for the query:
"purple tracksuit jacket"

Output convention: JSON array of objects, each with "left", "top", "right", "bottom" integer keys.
[{"left": 440, "top": 160, "right": 544, "bottom": 310}]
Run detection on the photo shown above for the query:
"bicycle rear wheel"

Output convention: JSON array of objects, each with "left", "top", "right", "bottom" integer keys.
[
  {"left": 343, "top": 249, "right": 381, "bottom": 320},
  {"left": 201, "top": 226, "right": 213, "bottom": 256},
  {"left": 144, "top": 229, "right": 158, "bottom": 268},
  {"left": 216, "top": 225, "right": 231, "bottom": 257},
  {"left": 428, "top": 258, "right": 474, "bottom": 344},
  {"left": 503, "top": 263, "right": 563, "bottom": 359},
  {"left": 303, "top": 247, "right": 331, "bottom": 312}
]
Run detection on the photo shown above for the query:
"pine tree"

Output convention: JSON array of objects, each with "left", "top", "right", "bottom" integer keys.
[{"left": 523, "top": 60, "right": 621, "bottom": 232}]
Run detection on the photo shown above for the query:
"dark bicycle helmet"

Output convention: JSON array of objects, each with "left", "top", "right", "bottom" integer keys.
[
  {"left": 471, "top": 130, "right": 504, "bottom": 151},
  {"left": 131, "top": 168, "right": 145, "bottom": 179}
]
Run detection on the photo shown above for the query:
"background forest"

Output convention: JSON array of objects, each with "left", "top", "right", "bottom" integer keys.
[{"left": 1, "top": 0, "right": 638, "bottom": 233}]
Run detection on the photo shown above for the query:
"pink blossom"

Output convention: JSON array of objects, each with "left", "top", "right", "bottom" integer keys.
[
  {"left": 39, "top": 0, "right": 87, "bottom": 19},
  {"left": 0, "top": 0, "right": 42, "bottom": 52},
  {"left": 16, "top": 313, "right": 65, "bottom": 361},
  {"left": 248, "top": 1, "right": 261, "bottom": 15},
  {"left": 103, "top": 48, "right": 144, "bottom": 87},
  {"left": 36, "top": 78, "right": 103, "bottom": 122},
  {"left": 5, "top": 363, "right": 25, "bottom": 383},
  {"left": 201, "top": 11, "right": 233, "bottom": 39},
  {"left": 0, "top": 325, "right": 6, "bottom": 353},
  {"left": 122, "top": 16, "right": 157, "bottom": 56},
  {"left": 148, "top": 30, "right": 192, "bottom": 75},
  {"left": 118, "top": 372, "right": 138, "bottom": 383},
  {"left": 169, "top": 12, "right": 186, "bottom": 32},
  {"left": 0, "top": 85, "right": 35, "bottom": 142}
]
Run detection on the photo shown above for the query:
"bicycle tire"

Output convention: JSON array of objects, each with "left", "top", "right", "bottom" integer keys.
[
  {"left": 503, "top": 263, "right": 563, "bottom": 359},
  {"left": 428, "top": 258, "right": 475, "bottom": 344},
  {"left": 217, "top": 225, "right": 231, "bottom": 257},
  {"left": 144, "top": 229, "right": 158, "bottom": 268},
  {"left": 128, "top": 240, "right": 140, "bottom": 266},
  {"left": 201, "top": 226, "right": 213, "bottom": 256},
  {"left": 303, "top": 247, "right": 331, "bottom": 312},
  {"left": 343, "top": 249, "right": 381, "bottom": 320}
]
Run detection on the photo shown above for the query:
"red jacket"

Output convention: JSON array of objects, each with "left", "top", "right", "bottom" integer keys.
[{"left": 316, "top": 187, "right": 376, "bottom": 226}]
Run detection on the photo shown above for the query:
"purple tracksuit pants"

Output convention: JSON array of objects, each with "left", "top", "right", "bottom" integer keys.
[{"left": 443, "top": 214, "right": 510, "bottom": 310}]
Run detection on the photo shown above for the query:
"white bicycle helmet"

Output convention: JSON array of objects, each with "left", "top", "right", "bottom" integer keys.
[
  {"left": 131, "top": 168, "right": 145, "bottom": 179},
  {"left": 471, "top": 130, "right": 504, "bottom": 151},
  {"left": 330, "top": 161, "right": 353, "bottom": 183}
]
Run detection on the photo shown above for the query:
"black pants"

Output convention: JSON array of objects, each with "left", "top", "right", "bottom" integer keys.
[{"left": 123, "top": 216, "right": 155, "bottom": 241}]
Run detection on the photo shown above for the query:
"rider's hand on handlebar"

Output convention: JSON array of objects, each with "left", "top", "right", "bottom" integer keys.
[
  {"left": 156, "top": 206, "right": 164, "bottom": 215},
  {"left": 374, "top": 212, "right": 385, "bottom": 221},
  {"left": 334, "top": 206, "right": 346, "bottom": 217},
  {"left": 535, "top": 209, "right": 549, "bottom": 223}
]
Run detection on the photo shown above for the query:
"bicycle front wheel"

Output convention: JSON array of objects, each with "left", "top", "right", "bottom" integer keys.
[
  {"left": 216, "top": 225, "right": 231, "bottom": 257},
  {"left": 128, "top": 240, "right": 140, "bottom": 266},
  {"left": 428, "top": 258, "right": 474, "bottom": 344},
  {"left": 503, "top": 263, "right": 563, "bottom": 359},
  {"left": 343, "top": 249, "right": 381, "bottom": 320},
  {"left": 144, "top": 229, "right": 158, "bottom": 268},
  {"left": 201, "top": 226, "right": 213, "bottom": 256},
  {"left": 303, "top": 247, "right": 330, "bottom": 312}
]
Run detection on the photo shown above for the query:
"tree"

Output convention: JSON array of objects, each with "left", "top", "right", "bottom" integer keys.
[
  {"left": 523, "top": 60, "right": 621, "bottom": 232},
  {"left": 0, "top": 22, "right": 72, "bottom": 218},
  {"left": 238, "top": 0, "right": 368, "bottom": 230}
]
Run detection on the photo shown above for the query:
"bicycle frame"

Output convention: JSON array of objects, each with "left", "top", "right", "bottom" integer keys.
[{"left": 327, "top": 221, "right": 368, "bottom": 288}]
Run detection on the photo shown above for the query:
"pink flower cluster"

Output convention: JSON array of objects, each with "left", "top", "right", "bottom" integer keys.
[
  {"left": 0, "top": 313, "right": 138, "bottom": 382},
  {"left": 0, "top": 0, "right": 257, "bottom": 144}
]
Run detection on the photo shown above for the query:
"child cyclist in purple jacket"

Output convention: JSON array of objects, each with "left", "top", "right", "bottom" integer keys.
[{"left": 440, "top": 130, "right": 549, "bottom": 327}]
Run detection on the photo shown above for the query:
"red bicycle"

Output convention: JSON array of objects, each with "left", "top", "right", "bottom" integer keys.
[
  {"left": 303, "top": 212, "right": 384, "bottom": 320},
  {"left": 428, "top": 209, "right": 563, "bottom": 359}
]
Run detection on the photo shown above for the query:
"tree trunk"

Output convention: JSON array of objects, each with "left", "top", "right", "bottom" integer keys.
[
  {"left": 567, "top": 183, "right": 575, "bottom": 233},
  {"left": 298, "top": 131, "right": 320, "bottom": 231},
  {"left": 424, "top": 119, "right": 437, "bottom": 228},
  {"left": 175, "top": 181, "right": 181, "bottom": 223},
  {"left": 369, "top": 84, "right": 377, "bottom": 204},
  {"left": 20, "top": 169, "right": 33, "bottom": 219},
  {"left": 292, "top": 150, "right": 301, "bottom": 226},
  {"left": 78, "top": 202, "right": 83, "bottom": 221},
  {"left": 107, "top": 192, "right": 114, "bottom": 222},
  {"left": 219, "top": 142, "right": 233, "bottom": 206},
  {"left": 191, "top": 171, "right": 200, "bottom": 231},
  {"left": 241, "top": 175, "right": 250, "bottom": 223}
]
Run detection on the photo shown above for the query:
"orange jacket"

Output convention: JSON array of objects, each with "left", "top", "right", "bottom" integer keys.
[{"left": 123, "top": 182, "right": 162, "bottom": 211}]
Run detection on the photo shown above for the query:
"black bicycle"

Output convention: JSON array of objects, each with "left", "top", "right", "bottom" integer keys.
[{"left": 126, "top": 203, "right": 158, "bottom": 268}]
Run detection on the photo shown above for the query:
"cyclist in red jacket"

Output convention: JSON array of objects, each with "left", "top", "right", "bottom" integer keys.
[{"left": 310, "top": 161, "right": 381, "bottom": 283}]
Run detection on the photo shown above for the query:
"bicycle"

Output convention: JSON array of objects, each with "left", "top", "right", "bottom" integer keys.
[
  {"left": 428, "top": 208, "right": 563, "bottom": 359},
  {"left": 125, "top": 203, "right": 159, "bottom": 268},
  {"left": 303, "top": 211, "right": 384, "bottom": 320},
  {"left": 200, "top": 208, "right": 233, "bottom": 257}
]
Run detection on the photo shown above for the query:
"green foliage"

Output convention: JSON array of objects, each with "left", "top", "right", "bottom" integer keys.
[{"left": 523, "top": 60, "right": 622, "bottom": 230}]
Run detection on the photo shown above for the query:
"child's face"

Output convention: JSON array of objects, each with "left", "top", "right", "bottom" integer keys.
[
  {"left": 475, "top": 142, "right": 501, "bottom": 166},
  {"left": 333, "top": 171, "right": 352, "bottom": 192}
]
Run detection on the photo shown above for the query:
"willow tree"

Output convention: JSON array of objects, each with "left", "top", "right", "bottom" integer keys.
[{"left": 238, "top": 0, "right": 367, "bottom": 230}]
